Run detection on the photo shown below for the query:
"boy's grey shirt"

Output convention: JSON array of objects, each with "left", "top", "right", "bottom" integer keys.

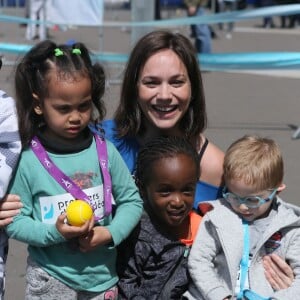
[
  {"left": 183, "top": 197, "right": 300, "bottom": 300},
  {"left": 0, "top": 90, "right": 21, "bottom": 198}
]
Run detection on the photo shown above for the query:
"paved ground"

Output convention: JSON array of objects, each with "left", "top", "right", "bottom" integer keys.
[{"left": 1, "top": 5, "right": 300, "bottom": 299}]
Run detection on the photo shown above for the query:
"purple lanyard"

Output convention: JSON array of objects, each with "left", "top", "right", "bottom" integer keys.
[{"left": 30, "top": 134, "right": 112, "bottom": 221}]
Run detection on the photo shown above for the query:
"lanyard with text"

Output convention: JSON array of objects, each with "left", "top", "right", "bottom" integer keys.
[
  {"left": 30, "top": 134, "right": 112, "bottom": 221},
  {"left": 237, "top": 220, "right": 270, "bottom": 300}
]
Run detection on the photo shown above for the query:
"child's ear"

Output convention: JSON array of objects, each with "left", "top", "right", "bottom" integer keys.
[
  {"left": 276, "top": 183, "right": 286, "bottom": 193},
  {"left": 32, "top": 93, "right": 43, "bottom": 115}
]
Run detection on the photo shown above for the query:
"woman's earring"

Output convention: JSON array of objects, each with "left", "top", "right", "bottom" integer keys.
[{"left": 34, "top": 104, "right": 43, "bottom": 115}]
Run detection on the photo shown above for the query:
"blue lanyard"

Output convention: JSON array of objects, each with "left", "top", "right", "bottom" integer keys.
[
  {"left": 237, "top": 220, "right": 250, "bottom": 299},
  {"left": 237, "top": 220, "right": 270, "bottom": 300}
]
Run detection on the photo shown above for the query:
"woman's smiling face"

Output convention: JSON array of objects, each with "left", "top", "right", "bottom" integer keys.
[{"left": 137, "top": 49, "right": 191, "bottom": 133}]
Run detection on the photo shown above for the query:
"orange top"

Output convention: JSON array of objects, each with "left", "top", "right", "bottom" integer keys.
[{"left": 180, "top": 211, "right": 202, "bottom": 246}]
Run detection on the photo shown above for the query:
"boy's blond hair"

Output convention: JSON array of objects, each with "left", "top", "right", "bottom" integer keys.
[{"left": 223, "top": 135, "right": 284, "bottom": 190}]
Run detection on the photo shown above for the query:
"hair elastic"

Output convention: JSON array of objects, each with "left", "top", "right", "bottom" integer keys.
[
  {"left": 54, "top": 48, "right": 64, "bottom": 57},
  {"left": 72, "top": 48, "right": 81, "bottom": 55}
]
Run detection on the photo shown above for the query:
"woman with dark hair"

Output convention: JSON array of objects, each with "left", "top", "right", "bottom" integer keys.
[
  {"left": 97, "top": 30, "right": 294, "bottom": 291},
  {"left": 100, "top": 30, "right": 224, "bottom": 210}
]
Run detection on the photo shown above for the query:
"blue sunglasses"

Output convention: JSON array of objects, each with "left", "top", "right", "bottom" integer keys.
[{"left": 222, "top": 187, "right": 278, "bottom": 208}]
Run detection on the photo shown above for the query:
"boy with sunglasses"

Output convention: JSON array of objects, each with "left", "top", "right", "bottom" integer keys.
[{"left": 183, "top": 135, "right": 300, "bottom": 300}]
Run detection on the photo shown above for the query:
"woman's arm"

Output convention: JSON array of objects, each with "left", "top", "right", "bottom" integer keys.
[
  {"left": 199, "top": 138, "right": 224, "bottom": 187},
  {"left": 263, "top": 253, "right": 294, "bottom": 290}
]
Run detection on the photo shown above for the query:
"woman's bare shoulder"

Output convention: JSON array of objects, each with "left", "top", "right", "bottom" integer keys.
[{"left": 199, "top": 137, "right": 224, "bottom": 187}]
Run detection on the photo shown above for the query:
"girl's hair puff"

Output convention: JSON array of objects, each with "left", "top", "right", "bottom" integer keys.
[
  {"left": 15, "top": 40, "right": 106, "bottom": 147},
  {"left": 135, "top": 136, "right": 200, "bottom": 194},
  {"left": 223, "top": 135, "right": 284, "bottom": 190},
  {"left": 114, "top": 30, "right": 207, "bottom": 139}
]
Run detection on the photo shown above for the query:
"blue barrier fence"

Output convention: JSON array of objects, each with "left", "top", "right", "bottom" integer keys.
[
  {"left": 1, "top": 42, "right": 300, "bottom": 71},
  {"left": 1, "top": 4, "right": 300, "bottom": 70}
]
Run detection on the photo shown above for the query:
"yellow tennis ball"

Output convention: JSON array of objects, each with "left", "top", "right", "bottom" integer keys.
[{"left": 66, "top": 200, "right": 93, "bottom": 227}]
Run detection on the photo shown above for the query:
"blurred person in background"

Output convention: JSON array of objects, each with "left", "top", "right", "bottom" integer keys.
[
  {"left": 26, "top": 0, "right": 47, "bottom": 40},
  {"left": 184, "top": 0, "right": 212, "bottom": 53}
]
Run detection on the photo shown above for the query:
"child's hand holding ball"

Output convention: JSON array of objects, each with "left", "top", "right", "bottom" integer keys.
[
  {"left": 55, "top": 200, "right": 94, "bottom": 240},
  {"left": 66, "top": 200, "right": 93, "bottom": 227}
]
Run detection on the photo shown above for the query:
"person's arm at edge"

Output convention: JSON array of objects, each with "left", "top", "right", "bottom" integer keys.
[
  {"left": 0, "top": 194, "right": 22, "bottom": 227},
  {"left": 0, "top": 91, "right": 22, "bottom": 227}
]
